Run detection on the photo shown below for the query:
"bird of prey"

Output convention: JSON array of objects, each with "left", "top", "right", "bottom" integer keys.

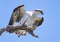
[
  {"left": 0, "top": 4, "right": 44, "bottom": 38},
  {"left": 8, "top": 4, "right": 44, "bottom": 38}
]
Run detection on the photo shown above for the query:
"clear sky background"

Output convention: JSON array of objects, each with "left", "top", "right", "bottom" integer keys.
[{"left": 0, "top": 0, "right": 60, "bottom": 42}]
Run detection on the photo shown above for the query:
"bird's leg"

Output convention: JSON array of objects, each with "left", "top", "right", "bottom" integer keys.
[
  {"left": 28, "top": 30, "right": 39, "bottom": 38},
  {"left": 27, "top": 26, "right": 39, "bottom": 38}
]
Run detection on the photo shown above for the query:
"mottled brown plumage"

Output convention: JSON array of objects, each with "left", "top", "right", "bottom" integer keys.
[{"left": 8, "top": 4, "right": 25, "bottom": 25}]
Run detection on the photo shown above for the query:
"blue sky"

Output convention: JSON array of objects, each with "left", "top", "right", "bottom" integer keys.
[{"left": 0, "top": 0, "right": 60, "bottom": 42}]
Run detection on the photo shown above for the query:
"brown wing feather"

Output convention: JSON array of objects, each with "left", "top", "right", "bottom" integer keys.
[
  {"left": 13, "top": 5, "right": 24, "bottom": 12},
  {"left": 13, "top": 4, "right": 25, "bottom": 22},
  {"left": 36, "top": 17, "right": 44, "bottom": 26},
  {"left": 8, "top": 14, "right": 14, "bottom": 25},
  {"left": 33, "top": 17, "right": 44, "bottom": 26},
  {"left": 8, "top": 4, "right": 25, "bottom": 25}
]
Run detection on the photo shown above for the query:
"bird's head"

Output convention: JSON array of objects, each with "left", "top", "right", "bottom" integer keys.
[
  {"left": 34, "top": 9, "right": 43, "bottom": 15},
  {"left": 26, "top": 9, "right": 43, "bottom": 16}
]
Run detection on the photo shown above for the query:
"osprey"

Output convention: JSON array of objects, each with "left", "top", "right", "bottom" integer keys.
[
  {"left": 0, "top": 4, "right": 44, "bottom": 38},
  {"left": 8, "top": 4, "right": 44, "bottom": 38}
]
